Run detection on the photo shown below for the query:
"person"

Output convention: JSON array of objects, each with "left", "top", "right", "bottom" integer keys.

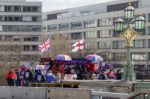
[
  {"left": 15, "top": 68, "right": 22, "bottom": 86},
  {"left": 34, "top": 69, "right": 46, "bottom": 83},
  {"left": 45, "top": 70, "right": 55, "bottom": 83},
  {"left": 5, "top": 69, "right": 17, "bottom": 86},
  {"left": 116, "top": 69, "right": 123, "bottom": 80},
  {"left": 107, "top": 69, "right": 116, "bottom": 79},
  {"left": 55, "top": 71, "right": 61, "bottom": 82},
  {"left": 23, "top": 67, "right": 34, "bottom": 86}
]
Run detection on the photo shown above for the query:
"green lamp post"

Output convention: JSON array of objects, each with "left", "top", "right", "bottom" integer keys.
[{"left": 114, "top": 2, "right": 145, "bottom": 82}]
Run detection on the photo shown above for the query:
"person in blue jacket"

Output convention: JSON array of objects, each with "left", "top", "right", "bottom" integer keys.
[{"left": 45, "top": 70, "right": 55, "bottom": 83}]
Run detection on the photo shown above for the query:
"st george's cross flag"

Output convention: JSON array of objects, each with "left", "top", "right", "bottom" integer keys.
[
  {"left": 71, "top": 39, "right": 84, "bottom": 52},
  {"left": 39, "top": 38, "right": 51, "bottom": 54}
]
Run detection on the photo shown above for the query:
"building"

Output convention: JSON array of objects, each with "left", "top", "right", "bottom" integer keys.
[
  {"left": 43, "top": 0, "right": 150, "bottom": 70},
  {"left": 0, "top": 0, "right": 42, "bottom": 66}
]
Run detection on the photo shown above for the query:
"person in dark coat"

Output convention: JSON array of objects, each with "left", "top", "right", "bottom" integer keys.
[
  {"left": 34, "top": 70, "right": 46, "bottom": 83},
  {"left": 116, "top": 69, "right": 122, "bottom": 80},
  {"left": 15, "top": 68, "right": 22, "bottom": 86},
  {"left": 23, "top": 67, "right": 34, "bottom": 86}
]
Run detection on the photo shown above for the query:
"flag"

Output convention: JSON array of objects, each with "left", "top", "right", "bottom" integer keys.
[
  {"left": 71, "top": 39, "right": 84, "bottom": 52},
  {"left": 39, "top": 38, "right": 51, "bottom": 54}
]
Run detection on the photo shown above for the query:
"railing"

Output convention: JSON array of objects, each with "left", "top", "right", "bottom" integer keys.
[{"left": 92, "top": 89, "right": 150, "bottom": 99}]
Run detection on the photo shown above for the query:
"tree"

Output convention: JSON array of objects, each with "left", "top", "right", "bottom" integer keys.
[{"left": 48, "top": 33, "right": 70, "bottom": 57}]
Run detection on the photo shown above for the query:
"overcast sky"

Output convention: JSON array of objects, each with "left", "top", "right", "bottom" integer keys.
[{"left": 27, "top": 0, "right": 116, "bottom": 12}]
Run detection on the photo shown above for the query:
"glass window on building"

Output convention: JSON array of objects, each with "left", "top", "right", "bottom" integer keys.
[
  {"left": 32, "top": 6, "right": 40, "bottom": 12},
  {"left": 147, "top": 26, "right": 150, "bottom": 35},
  {"left": 133, "top": 39, "right": 146, "bottom": 48},
  {"left": 59, "top": 23, "right": 70, "bottom": 30},
  {"left": 0, "top": 6, "right": 4, "bottom": 12},
  {"left": 132, "top": 52, "right": 146, "bottom": 61},
  {"left": 71, "top": 22, "right": 82, "bottom": 29},
  {"left": 71, "top": 32, "right": 82, "bottom": 40},
  {"left": 23, "top": 6, "right": 32, "bottom": 12},
  {"left": 85, "top": 42, "right": 96, "bottom": 50},
  {"left": 97, "top": 30, "right": 112, "bottom": 38},
  {"left": 0, "top": 35, "right": 3, "bottom": 41},
  {"left": 113, "top": 52, "right": 126, "bottom": 61},
  {"left": 13, "top": 36, "right": 21, "bottom": 41},
  {"left": 113, "top": 40, "right": 125, "bottom": 49},
  {"left": 14, "top": 6, "right": 21, "bottom": 12},
  {"left": 5, "top": 6, "right": 13, "bottom": 12},
  {"left": 48, "top": 24, "right": 57, "bottom": 31},
  {"left": 99, "top": 52, "right": 112, "bottom": 61},
  {"left": 84, "top": 20, "right": 97, "bottom": 28},
  {"left": 97, "top": 41, "right": 111, "bottom": 49},
  {"left": 32, "top": 45, "right": 38, "bottom": 51},
  {"left": 4, "top": 35, "right": 13, "bottom": 41},
  {"left": 22, "top": 16, "right": 32, "bottom": 22},
  {"left": 24, "top": 45, "right": 30, "bottom": 51},
  {"left": 85, "top": 31, "right": 97, "bottom": 39},
  {"left": 3, "top": 25, "right": 41, "bottom": 32},
  {"left": 147, "top": 39, "right": 150, "bottom": 48},
  {"left": 99, "top": 18, "right": 112, "bottom": 27}
]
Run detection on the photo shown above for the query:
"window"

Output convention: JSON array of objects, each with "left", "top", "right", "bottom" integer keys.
[
  {"left": 3, "top": 25, "right": 41, "bottom": 32},
  {"left": 133, "top": 39, "right": 145, "bottom": 48},
  {"left": 71, "top": 32, "right": 82, "bottom": 40},
  {"left": 13, "top": 36, "right": 20, "bottom": 41},
  {"left": 85, "top": 31, "right": 97, "bottom": 39},
  {"left": 14, "top": 6, "right": 20, "bottom": 12},
  {"left": 132, "top": 52, "right": 146, "bottom": 61},
  {"left": 0, "top": 35, "right": 3, "bottom": 41},
  {"left": 48, "top": 24, "right": 57, "bottom": 31},
  {"left": 23, "top": 6, "right": 32, "bottom": 12},
  {"left": 71, "top": 22, "right": 82, "bottom": 29},
  {"left": 5, "top": 6, "right": 13, "bottom": 12},
  {"left": 113, "top": 40, "right": 125, "bottom": 49},
  {"left": 148, "top": 14, "right": 150, "bottom": 22},
  {"left": 14, "top": 16, "right": 20, "bottom": 22},
  {"left": 32, "top": 6, "right": 39, "bottom": 12},
  {"left": 97, "top": 30, "right": 112, "bottom": 38},
  {"left": 4, "top": 35, "right": 13, "bottom": 41},
  {"left": 85, "top": 41, "right": 96, "bottom": 50},
  {"left": 59, "top": 23, "right": 69, "bottom": 30},
  {"left": 22, "top": 16, "right": 32, "bottom": 22},
  {"left": 97, "top": 41, "right": 111, "bottom": 49},
  {"left": 24, "top": 45, "right": 30, "bottom": 51},
  {"left": 32, "top": 45, "right": 38, "bottom": 51},
  {"left": 84, "top": 20, "right": 97, "bottom": 28},
  {"left": 0, "top": 6, "right": 4, "bottom": 12},
  {"left": 99, "top": 18, "right": 112, "bottom": 27},
  {"left": 113, "top": 52, "right": 126, "bottom": 61}
]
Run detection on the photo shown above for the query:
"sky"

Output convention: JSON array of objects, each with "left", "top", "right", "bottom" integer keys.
[{"left": 27, "top": 0, "right": 116, "bottom": 12}]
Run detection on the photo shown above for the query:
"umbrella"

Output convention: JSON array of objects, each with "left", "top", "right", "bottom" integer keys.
[
  {"left": 55, "top": 54, "right": 72, "bottom": 61},
  {"left": 85, "top": 54, "right": 103, "bottom": 62}
]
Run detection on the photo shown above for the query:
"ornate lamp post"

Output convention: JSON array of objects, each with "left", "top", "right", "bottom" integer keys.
[{"left": 114, "top": 2, "right": 145, "bottom": 82}]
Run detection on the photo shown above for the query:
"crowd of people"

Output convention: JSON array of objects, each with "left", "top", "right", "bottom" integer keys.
[
  {"left": 5, "top": 61, "right": 123, "bottom": 86},
  {"left": 5, "top": 67, "right": 59, "bottom": 86}
]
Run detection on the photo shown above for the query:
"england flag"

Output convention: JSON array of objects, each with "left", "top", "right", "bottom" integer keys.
[{"left": 71, "top": 40, "right": 84, "bottom": 52}]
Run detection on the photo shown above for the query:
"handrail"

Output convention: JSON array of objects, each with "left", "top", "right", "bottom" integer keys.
[
  {"left": 127, "top": 89, "right": 150, "bottom": 99},
  {"left": 92, "top": 89, "right": 150, "bottom": 99}
]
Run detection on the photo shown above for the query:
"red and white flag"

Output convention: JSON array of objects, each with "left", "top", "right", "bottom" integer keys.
[
  {"left": 39, "top": 38, "right": 51, "bottom": 54},
  {"left": 71, "top": 40, "right": 84, "bottom": 52}
]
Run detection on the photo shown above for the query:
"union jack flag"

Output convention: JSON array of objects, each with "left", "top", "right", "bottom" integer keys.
[{"left": 39, "top": 38, "right": 51, "bottom": 54}]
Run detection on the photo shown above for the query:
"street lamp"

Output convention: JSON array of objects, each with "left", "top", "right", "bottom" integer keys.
[{"left": 114, "top": 2, "right": 145, "bottom": 82}]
